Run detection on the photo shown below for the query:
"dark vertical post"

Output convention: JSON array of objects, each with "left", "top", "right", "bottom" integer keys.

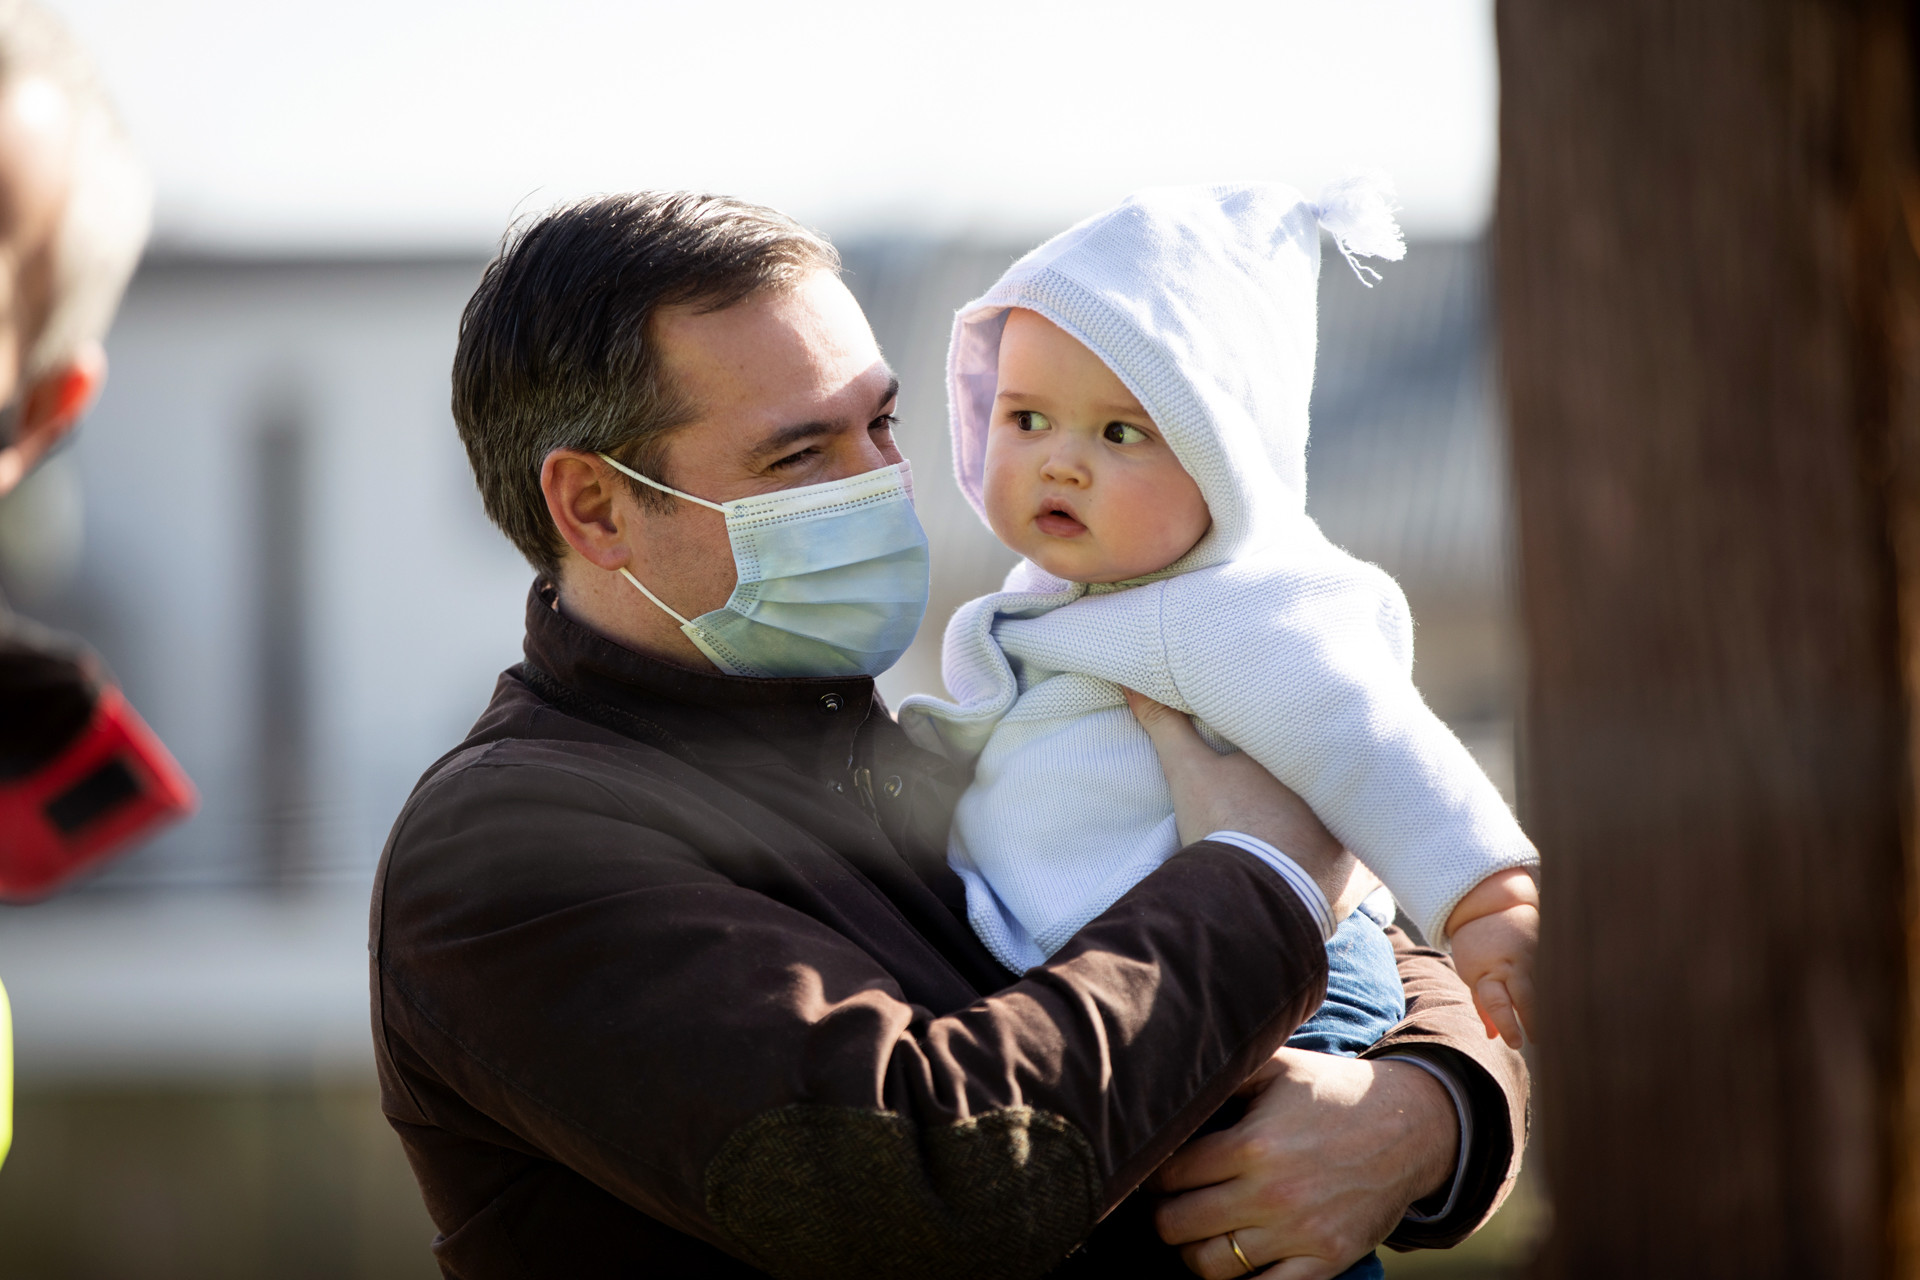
[
  {"left": 253, "top": 399, "right": 309, "bottom": 886},
  {"left": 1496, "top": 0, "right": 1920, "bottom": 1272}
]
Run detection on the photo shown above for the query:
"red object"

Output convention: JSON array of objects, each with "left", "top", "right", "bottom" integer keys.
[{"left": 0, "top": 685, "right": 197, "bottom": 900}]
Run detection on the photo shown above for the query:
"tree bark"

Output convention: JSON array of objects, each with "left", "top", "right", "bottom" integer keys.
[{"left": 1497, "top": 1, "right": 1920, "bottom": 1273}]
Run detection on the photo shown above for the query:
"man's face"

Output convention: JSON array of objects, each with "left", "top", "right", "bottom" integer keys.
[
  {"left": 549, "top": 268, "right": 902, "bottom": 666},
  {"left": 651, "top": 268, "right": 901, "bottom": 505}
]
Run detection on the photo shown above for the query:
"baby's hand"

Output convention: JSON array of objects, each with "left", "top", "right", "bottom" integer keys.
[{"left": 1443, "top": 869, "right": 1540, "bottom": 1049}]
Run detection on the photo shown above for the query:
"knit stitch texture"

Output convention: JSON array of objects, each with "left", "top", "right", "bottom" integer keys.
[{"left": 897, "top": 182, "right": 1538, "bottom": 971}]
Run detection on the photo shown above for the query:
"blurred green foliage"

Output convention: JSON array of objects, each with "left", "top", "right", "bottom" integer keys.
[{"left": 0, "top": 1084, "right": 436, "bottom": 1279}]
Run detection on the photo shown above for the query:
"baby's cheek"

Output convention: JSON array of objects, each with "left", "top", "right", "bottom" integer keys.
[
  {"left": 1103, "top": 472, "right": 1209, "bottom": 575},
  {"left": 979, "top": 452, "right": 1027, "bottom": 544}
]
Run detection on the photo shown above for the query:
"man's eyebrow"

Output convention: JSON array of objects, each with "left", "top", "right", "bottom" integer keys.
[{"left": 747, "top": 375, "right": 903, "bottom": 461}]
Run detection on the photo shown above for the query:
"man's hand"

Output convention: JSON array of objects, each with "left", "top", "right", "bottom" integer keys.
[
  {"left": 1150, "top": 1049, "right": 1457, "bottom": 1279},
  {"left": 1443, "top": 869, "right": 1540, "bottom": 1048},
  {"left": 1123, "top": 689, "right": 1363, "bottom": 911}
]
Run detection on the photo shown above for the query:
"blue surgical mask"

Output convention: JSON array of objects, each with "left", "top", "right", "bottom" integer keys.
[{"left": 596, "top": 454, "right": 930, "bottom": 679}]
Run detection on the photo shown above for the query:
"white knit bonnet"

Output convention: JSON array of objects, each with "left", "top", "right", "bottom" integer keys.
[{"left": 947, "top": 177, "right": 1405, "bottom": 573}]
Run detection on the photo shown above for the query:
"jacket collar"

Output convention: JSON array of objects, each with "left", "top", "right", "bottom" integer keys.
[{"left": 520, "top": 580, "right": 875, "bottom": 776}]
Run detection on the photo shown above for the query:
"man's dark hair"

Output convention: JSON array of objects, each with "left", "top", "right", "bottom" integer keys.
[{"left": 453, "top": 192, "right": 841, "bottom": 573}]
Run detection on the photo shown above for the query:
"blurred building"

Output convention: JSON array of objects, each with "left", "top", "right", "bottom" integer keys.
[
  {"left": 0, "top": 234, "right": 1517, "bottom": 1273},
  {"left": 3, "top": 235, "right": 1510, "bottom": 894}
]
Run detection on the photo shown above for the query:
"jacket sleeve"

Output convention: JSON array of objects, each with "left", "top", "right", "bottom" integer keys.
[
  {"left": 372, "top": 749, "right": 1330, "bottom": 1280},
  {"left": 1367, "top": 924, "right": 1530, "bottom": 1250},
  {"left": 1161, "top": 557, "right": 1539, "bottom": 944}
]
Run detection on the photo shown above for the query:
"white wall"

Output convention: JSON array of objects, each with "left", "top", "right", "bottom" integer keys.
[{"left": 9, "top": 257, "right": 529, "bottom": 888}]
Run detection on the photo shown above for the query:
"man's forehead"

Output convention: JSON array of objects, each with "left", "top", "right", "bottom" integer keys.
[{"left": 655, "top": 272, "right": 886, "bottom": 418}]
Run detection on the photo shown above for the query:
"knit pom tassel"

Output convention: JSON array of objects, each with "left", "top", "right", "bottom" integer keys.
[{"left": 1312, "top": 172, "right": 1406, "bottom": 287}]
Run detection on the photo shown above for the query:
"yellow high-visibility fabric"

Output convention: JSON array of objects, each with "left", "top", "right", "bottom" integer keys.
[{"left": 0, "top": 977, "right": 13, "bottom": 1168}]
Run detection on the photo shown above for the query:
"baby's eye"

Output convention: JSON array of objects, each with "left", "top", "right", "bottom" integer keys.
[
  {"left": 1014, "top": 410, "right": 1052, "bottom": 433},
  {"left": 1103, "top": 421, "right": 1150, "bottom": 445}
]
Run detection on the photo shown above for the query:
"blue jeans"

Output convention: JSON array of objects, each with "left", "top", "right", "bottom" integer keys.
[
  {"left": 1286, "top": 909, "right": 1405, "bottom": 1280},
  {"left": 1287, "top": 908, "right": 1406, "bottom": 1058}
]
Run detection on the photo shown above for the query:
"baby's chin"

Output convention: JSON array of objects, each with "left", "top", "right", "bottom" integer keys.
[{"left": 1025, "top": 542, "right": 1178, "bottom": 585}]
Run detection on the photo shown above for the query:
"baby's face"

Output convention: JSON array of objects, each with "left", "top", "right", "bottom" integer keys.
[{"left": 982, "top": 309, "right": 1210, "bottom": 584}]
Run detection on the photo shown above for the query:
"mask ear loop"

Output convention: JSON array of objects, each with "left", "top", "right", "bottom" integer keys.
[
  {"left": 596, "top": 452, "right": 727, "bottom": 512},
  {"left": 616, "top": 568, "right": 693, "bottom": 626},
  {"left": 596, "top": 452, "right": 724, "bottom": 625}
]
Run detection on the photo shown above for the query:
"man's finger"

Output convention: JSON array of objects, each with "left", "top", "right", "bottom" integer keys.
[
  {"left": 1120, "top": 686, "right": 1175, "bottom": 728},
  {"left": 1256, "top": 1255, "right": 1354, "bottom": 1280},
  {"left": 1155, "top": 1171, "right": 1251, "bottom": 1244},
  {"left": 1151, "top": 1125, "right": 1259, "bottom": 1196},
  {"left": 1176, "top": 1229, "right": 1352, "bottom": 1280},
  {"left": 1120, "top": 686, "right": 1205, "bottom": 751},
  {"left": 1178, "top": 1233, "right": 1254, "bottom": 1280}
]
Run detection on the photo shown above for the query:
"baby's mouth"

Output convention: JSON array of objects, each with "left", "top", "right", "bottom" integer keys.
[{"left": 1034, "top": 505, "right": 1088, "bottom": 537}]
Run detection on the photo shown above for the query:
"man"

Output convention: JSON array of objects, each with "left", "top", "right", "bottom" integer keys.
[
  {"left": 372, "top": 192, "right": 1526, "bottom": 1278},
  {"left": 0, "top": 0, "right": 155, "bottom": 1168},
  {"left": 0, "top": 0, "right": 149, "bottom": 499}
]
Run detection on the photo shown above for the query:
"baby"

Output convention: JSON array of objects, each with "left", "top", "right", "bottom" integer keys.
[{"left": 897, "top": 180, "right": 1540, "bottom": 1055}]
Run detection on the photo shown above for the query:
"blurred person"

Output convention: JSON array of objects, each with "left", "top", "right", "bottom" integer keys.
[
  {"left": 0, "top": 0, "right": 174, "bottom": 1168},
  {"left": 893, "top": 182, "right": 1539, "bottom": 1275},
  {"left": 0, "top": 0, "right": 150, "bottom": 498},
  {"left": 373, "top": 192, "right": 1525, "bottom": 1279}
]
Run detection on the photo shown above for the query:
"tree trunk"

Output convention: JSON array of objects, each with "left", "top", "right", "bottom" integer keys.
[{"left": 1496, "top": 0, "right": 1920, "bottom": 1273}]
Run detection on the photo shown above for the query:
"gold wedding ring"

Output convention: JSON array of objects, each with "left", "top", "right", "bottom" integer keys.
[{"left": 1226, "top": 1230, "right": 1254, "bottom": 1275}]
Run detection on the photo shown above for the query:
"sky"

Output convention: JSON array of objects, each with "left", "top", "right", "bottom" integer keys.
[{"left": 41, "top": 0, "right": 1497, "bottom": 252}]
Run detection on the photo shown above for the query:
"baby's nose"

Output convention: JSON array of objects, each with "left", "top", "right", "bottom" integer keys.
[{"left": 1040, "top": 451, "right": 1091, "bottom": 482}]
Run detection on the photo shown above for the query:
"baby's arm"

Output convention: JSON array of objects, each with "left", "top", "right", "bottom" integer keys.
[
  {"left": 1443, "top": 869, "right": 1539, "bottom": 1047},
  {"left": 1157, "top": 558, "right": 1541, "bottom": 1042}
]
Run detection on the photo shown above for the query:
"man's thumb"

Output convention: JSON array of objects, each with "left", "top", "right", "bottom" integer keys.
[{"left": 1121, "top": 687, "right": 1177, "bottom": 731}]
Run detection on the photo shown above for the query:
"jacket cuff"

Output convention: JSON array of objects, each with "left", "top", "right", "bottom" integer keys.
[
  {"left": 1200, "top": 831, "right": 1335, "bottom": 940},
  {"left": 1371, "top": 1041, "right": 1517, "bottom": 1251},
  {"left": 1378, "top": 1053, "right": 1472, "bottom": 1225}
]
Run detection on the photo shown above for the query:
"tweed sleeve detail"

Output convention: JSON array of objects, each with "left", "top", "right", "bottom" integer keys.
[{"left": 705, "top": 1104, "right": 1100, "bottom": 1280}]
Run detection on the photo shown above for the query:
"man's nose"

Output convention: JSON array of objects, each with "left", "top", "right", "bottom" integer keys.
[{"left": 830, "top": 425, "right": 903, "bottom": 481}]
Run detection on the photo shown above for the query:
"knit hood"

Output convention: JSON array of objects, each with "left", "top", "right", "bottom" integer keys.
[{"left": 947, "top": 178, "right": 1405, "bottom": 576}]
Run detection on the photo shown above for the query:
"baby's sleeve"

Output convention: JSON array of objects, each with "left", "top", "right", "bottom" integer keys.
[{"left": 1161, "top": 555, "right": 1536, "bottom": 946}]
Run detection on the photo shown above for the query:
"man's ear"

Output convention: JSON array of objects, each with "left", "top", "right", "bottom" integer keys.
[
  {"left": 0, "top": 339, "right": 107, "bottom": 496},
  {"left": 541, "top": 449, "right": 635, "bottom": 571}
]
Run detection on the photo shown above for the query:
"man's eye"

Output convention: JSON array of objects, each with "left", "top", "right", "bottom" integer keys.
[
  {"left": 871, "top": 413, "right": 899, "bottom": 434},
  {"left": 1014, "top": 411, "right": 1051, "bottom": 433},
  {"left": 1103, "top": 422, "right": 1149, "bottom": 445},
  {"left": 768, "top": 446, "right": 819, "bottom": 470}
]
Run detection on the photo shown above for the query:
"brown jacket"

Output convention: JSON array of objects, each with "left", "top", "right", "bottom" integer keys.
[{"left": 371, "top": 584, "right": 1526, "bottom": 1279}]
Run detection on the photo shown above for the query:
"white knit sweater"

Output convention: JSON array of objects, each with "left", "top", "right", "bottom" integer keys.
[{"left": 896, "top": 181, "right": 1539, "bottom": 974}]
